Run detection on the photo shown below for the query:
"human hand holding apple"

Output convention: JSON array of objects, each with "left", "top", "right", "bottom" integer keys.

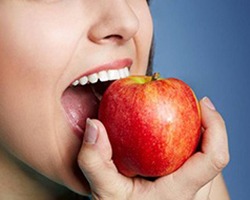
[
  {"left": 78, "top": 73, "right": 229, "bottom": 199},
  {"left": 98, "top": 72, "right": 201, "bottom": 177}
]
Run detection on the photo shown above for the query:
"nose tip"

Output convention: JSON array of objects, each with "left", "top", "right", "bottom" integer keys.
[{"left": 88, "top": 2, "right": 139, "bottom": 44}]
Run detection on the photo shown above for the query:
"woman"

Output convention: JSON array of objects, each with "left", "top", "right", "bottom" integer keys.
[{"left": 0, "top": 0, "right": 229, "bottom": 199}]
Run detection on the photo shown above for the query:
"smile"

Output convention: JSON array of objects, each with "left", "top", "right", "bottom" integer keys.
[{"left": 71, "top": 67, "right": 130, "bottom": 86}]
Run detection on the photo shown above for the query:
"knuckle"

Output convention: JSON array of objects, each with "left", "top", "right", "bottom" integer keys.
[
  {"left": 77, "top": 147, "right": 98, "bottom": 169},
  {"left": 78, "top": 154, "right": 102, "bottom": 179},
  {"left": 211, "top": 151, "right": 230, "bottom": 172},
  {"left": 77, "top": 153, "right": 88, "bottom": 169}
]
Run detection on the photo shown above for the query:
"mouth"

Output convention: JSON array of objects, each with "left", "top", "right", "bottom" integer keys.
[{"left": 61, "top": 60, "right": 131, "bottom": 139}]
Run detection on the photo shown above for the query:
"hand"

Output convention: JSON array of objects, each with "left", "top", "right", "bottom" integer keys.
[{"left": 77, "top": 97, "right": 230, "bottom": 200}]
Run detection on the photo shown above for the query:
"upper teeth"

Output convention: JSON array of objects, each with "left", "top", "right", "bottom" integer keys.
[{"left": 72, "top": 67, "right": 130, "bottom": 86}]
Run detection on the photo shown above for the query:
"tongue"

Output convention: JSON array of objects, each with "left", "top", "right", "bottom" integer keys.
[{"left": 61, "top": 85, "right": 100, "bottom": 136}]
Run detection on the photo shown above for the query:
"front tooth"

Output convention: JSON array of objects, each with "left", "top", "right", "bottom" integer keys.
[
  {"left": 98, "top": 71, "right": 109, "bottom": 82},
  {"left": 108, "top": 69, "right": 120, "bottom": 80},
  {"left": 79, "top": 76, "right": 88, "bottom": 85},
  {"left": 88, "top": 73, "right": 98, "bottom": 84}
]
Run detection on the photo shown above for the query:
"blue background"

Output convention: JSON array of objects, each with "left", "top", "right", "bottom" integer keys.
[{"left": 150, "top": 0, "right": 250, "bottom": 199}]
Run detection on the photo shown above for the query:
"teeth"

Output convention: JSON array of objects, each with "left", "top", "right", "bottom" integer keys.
[
  {"left": 118, "top": 68, "right": 126, "bottom": 78},
  {"left": 88, "top": 73, "right": 98, "bottom": 84},
  {"left": 79, "top": 76, "right": 88, "bottom": 85},
  {"left": 72, "top": 67, "right": 130, "bottom": 86},
  {"left": 108, "top": 69, "right": 120, "bottom": 81},
  {"left": 124, "top": 67, "right": 129, "bottom": 77},
  {"left": 98, "top": 71, "right": 109, "bottom": 82},
  {"left": 72, "top": 80, "right": 79, "bottom": 86}
]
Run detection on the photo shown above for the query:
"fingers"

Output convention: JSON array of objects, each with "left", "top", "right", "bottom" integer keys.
[
  {"left": 170, "top": 97, "right": 230, "bottom": 193},
  {"left": 200, "top": 97, "right": 230, "bottom": 172},
  {"left": 77, "top": 119, "right": 130, "bottom": 198},
  {"left": 78, "top": 119, "right": 113, "bottom": 178},
  {"left": 78, "top": 97, "right": 230, "bottom": 200}
]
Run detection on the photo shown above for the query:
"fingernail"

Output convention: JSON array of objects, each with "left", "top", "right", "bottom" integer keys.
[
  {"left": 84, "top": 118, "right": 98, "bottom": 144},
  {"left": 202, "top": 96, "right": 216, "bottom": 110}
]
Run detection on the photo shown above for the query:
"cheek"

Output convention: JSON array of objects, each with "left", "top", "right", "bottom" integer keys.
[
  {"left": 0, "top": 4, "right": 78, "bottom": 144},
  {"left": 0, "top": 4, "right": 82, "bottom": 87},
  {"left": 0, "top": 3, "right": 86, "bottom": 130},
  {"left": 0, "top": 3, "right": 85, "bottom": 186}
]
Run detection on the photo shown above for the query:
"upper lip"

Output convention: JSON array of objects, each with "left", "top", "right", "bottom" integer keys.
[{"left": 70, "top": 58, "right": 133, "bottom": 85}]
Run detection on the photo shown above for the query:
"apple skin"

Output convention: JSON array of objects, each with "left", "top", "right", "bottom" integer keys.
[{"left": 98, "top": 73, "right": 201, "bottom": 177}]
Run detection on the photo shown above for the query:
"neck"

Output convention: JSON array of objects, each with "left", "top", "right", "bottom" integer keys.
[{"left": 0, "top": 145, "right": 78, "bottom": 200}]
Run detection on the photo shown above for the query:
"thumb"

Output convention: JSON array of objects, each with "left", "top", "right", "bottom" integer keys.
[{"left": 77, "top": 118, "right": 127, "bottom": 196}]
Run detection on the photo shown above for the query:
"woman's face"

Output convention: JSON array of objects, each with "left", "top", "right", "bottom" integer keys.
[{"left": 0, "top": 0, "right": 153, "bottom": 195}]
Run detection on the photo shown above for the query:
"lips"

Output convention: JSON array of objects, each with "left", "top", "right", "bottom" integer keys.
[{"left": 61, "top": 59, "right": 132, "bottom": 139}]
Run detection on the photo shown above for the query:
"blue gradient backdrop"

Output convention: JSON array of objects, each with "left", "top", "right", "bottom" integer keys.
[{"left": 150, "top": 1, "right": 250, "bottom": 199}]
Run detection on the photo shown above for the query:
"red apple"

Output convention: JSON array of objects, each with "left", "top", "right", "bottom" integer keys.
[{"left": 98, "top": 73, "right": 201, "bottom": 177}]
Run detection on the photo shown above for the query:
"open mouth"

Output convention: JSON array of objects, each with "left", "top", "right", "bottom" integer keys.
[{"left": 61, "top": 66, "right": 130, "bottom": 139}]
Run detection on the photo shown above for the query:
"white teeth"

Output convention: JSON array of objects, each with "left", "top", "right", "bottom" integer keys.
[
  {"left": 88, "top": 73, "right": 98, "bottom": 84},
  {"left": 72, "top": 67, "right": 130, "bottom": 86},
  {"left": 108, "top": 69, "right": 120, "bottom": 81},
  {"left": 79, "top": 76, "right": 88, "bottom": 85},
  {"left": 72, "top": 80, "right": 79, "bottom": 86},
  {"left": 118, "top": 68, "right": 126, "bottom": 78},
  {"left": 98, "top": 71, "right": 109, "bottom": 82},
  {"left": 124, "top": 67, "right": 129, "bottom": 77}
]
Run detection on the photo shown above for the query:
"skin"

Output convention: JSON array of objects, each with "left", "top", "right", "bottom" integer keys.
[{"left": 0, "top": 0, "right": 229, "bottom": 199}]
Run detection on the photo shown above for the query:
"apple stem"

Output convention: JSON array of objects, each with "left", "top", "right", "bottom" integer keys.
[{"left": 151, "top": 72, "right": 161, "bottom": 81}]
